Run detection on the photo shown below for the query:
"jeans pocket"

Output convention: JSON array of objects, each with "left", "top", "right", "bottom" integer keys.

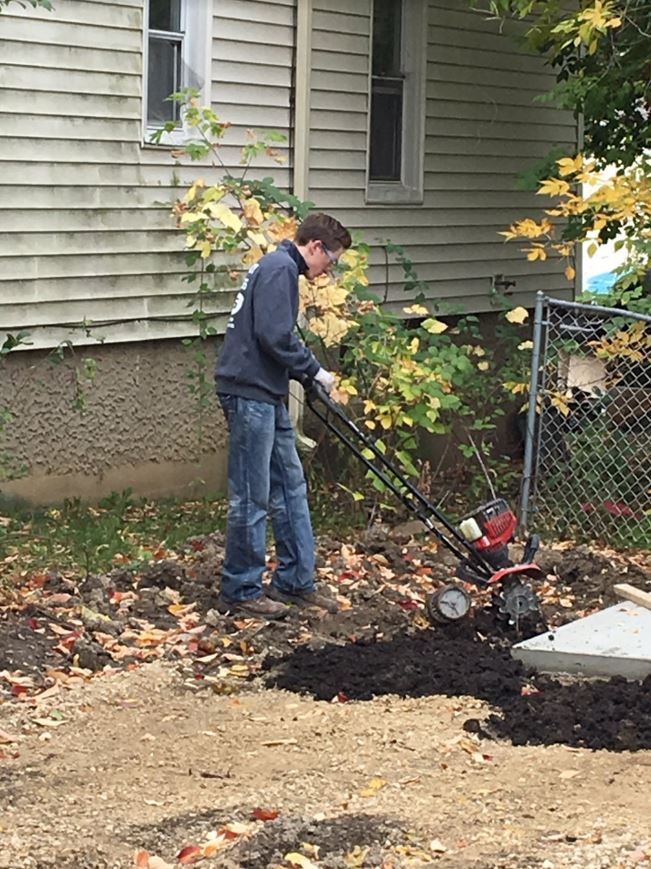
[{"left": 218, "top": 393, "right": 237, "bottom": 427}]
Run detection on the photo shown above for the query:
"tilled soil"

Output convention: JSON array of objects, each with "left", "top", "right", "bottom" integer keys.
[
  {"left": 2, "top": 530, "right": 649, "bottom": 698},
  {"left": 265, "top": 625, "right": 651, "bottom": 751}
]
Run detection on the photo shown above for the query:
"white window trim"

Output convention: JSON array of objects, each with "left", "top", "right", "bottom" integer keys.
[
  {"left": 366, "top": 0, "right": 427, "bottom": 205},
  {"left": 141, "top": 0, "right": 212, "bottom": 148}
]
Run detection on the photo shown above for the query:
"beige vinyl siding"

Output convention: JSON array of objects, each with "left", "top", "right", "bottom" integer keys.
[
  {"left": 309, "top": 0, "right": 577, "bottom": 313},
  {"left": 0, "top": 0, "right": 295, "bottom": 348}
]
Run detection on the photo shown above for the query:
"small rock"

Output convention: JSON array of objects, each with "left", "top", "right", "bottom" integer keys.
[{"left": 205, "top": 609, "right": 222, "bottom": 628}]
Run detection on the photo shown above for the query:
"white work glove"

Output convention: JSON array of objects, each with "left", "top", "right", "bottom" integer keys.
[{"left": 314, "top": 368, "right": 336, "bottom": 394}]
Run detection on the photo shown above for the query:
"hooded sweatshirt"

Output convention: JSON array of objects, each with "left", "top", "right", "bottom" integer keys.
[{"left": 215, "top": 240, "right": 321, "bottom": 404}]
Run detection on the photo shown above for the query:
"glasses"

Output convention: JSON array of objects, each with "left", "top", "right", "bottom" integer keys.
[{"left": 321, "top": 242, "right": 339, "bottom": 268}]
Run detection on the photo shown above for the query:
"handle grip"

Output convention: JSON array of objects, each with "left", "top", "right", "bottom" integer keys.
[{"left": 306, "top": 378, "right": 331, "bottom": 404}]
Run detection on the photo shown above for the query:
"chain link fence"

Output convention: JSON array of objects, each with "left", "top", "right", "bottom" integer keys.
[{"left": 520, "top": 294, "right": 651, "bottom": 548}]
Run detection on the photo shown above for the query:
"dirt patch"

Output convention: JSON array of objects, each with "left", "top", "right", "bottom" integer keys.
[
  {"left": 0, "top": 530, "right": 425, "bottom": 702},
  {"left": 129, "top": 811, "right": 400, "bottom": 869},
  {"left": 1, "top": 527, "right": 651, "bottom": 868},
  {"left": 231, "top": 814, "right": 397, "bottom": 869},
  {"left": 0, "top": 610, "right": 60, "bottom": 677},
  {"left": 3, "top": 531, "right": 648, "bottom": 690},
  {"left": 1, "top": 667, "right": 650, "bottom": 869}
]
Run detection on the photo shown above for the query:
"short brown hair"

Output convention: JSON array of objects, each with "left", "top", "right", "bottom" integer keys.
[{"left": 295, "top": 212, "right": 352, "bottom": 251}]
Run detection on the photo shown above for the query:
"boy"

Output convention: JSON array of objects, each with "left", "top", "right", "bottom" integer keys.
[{"left": 215, "top": 212, "right": 352, "bottom": 619}]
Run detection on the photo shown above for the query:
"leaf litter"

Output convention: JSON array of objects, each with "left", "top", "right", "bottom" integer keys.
[
  {"left": 1, "top": 529, "right": 649, "bottom": 734},
  {"left": 1, "top": 524, "right": 650, "bottom": 867}
]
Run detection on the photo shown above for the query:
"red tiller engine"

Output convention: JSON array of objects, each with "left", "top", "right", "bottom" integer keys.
[{"left": 459, "top": 498, "right": 517, "bottom": 569}]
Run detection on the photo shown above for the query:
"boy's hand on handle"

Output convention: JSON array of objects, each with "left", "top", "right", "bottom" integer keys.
[{"left": 314, "top": 368, "right": 336, "bottom": 394}]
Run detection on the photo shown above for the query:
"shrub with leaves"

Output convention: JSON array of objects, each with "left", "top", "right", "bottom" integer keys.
[
  {"left": 501, "top": 155, "right": 651, "bottom": 315},
  {"left": 164, "top": 91, "right": 529, "bottom": 508}
]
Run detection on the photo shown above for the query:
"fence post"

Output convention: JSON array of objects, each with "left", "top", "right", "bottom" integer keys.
[{"left": 519, "top": 291, "right": 546, "bottom": 535}]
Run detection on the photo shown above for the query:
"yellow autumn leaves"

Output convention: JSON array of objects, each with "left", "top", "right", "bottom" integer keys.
[
  {"left": 551, "top": 0, "right": 622, "bottom": 55},
  {"left": 590, "top": 320, "right": 651, "bottom": 363},
  {"left": 501, "top": 154, "right": 651, "bottom": 288},
  {"left": 176, "top": 179, "right": 295, "bottom": 263},
  {"left": 299, "top": 247, "right": 369, "bottom": 349}
]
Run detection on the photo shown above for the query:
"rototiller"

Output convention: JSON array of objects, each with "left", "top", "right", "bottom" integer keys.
[{"left": 306, "top": 381, "right": 544, "bottom": 629}]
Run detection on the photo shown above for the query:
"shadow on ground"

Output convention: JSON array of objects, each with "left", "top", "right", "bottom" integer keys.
[{"left": 264, "top": 624, "right": 651, "bottom": 751}]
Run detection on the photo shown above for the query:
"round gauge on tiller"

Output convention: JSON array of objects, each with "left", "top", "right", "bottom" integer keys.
[{"left": 426, "top": 583, "right": 472, "bottom": 623}]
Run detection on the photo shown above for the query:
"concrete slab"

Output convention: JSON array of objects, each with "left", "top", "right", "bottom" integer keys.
[{"left": 512, "top": 600, "right": 651, "bottom": 679}]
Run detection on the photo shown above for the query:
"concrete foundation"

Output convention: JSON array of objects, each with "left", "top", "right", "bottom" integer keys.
[
  {"left": 512, "top": 600, "right": 651, "bottom": 680},
  {"left": 0, "top": 338, "right": 228, "bottom": 504}
]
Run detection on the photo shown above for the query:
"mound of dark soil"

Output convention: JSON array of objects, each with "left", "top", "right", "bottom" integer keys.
[{"left": 264, "top": 624, "right": 651, "bottom": 752}]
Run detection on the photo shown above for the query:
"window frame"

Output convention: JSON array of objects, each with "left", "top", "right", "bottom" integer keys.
[
  {"left": 366, "top": 0, "right": 427, "bottom": 205},
  {"left": 142, "top": 0, "right": 212, "bottom": 148}
]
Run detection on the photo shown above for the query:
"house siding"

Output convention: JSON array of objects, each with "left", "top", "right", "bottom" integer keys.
[
  {"left": 0, "top": 0, "right": 295, "bottom": 349},
  {"left": 0, "top": 0, "right": 580, "bottom": 503},
  {"left": 0, "top": 0, "right": 576, "bottom": 347},
  {"left": 308, "top": 0, "right": 577, "bottom": 313}
]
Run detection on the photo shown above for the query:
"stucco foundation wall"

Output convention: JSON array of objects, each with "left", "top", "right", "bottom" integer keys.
[{"left": 0, "top": 338, "right": 228, "bottom": 505}]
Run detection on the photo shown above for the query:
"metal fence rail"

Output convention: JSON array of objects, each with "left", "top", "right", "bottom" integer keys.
[{"left": 520, "top": 293, "right": 651, "bottom": 548}]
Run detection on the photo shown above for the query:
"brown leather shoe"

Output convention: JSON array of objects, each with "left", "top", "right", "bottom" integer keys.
[
  {"left": 268, "top": 585, "right": 339, "bottom": 614},
  {"left": 216, "top": 594, "right": 289, "bottom": 620}
]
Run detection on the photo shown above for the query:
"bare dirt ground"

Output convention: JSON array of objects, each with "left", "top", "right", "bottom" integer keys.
[{"left": 1, "top": 529, "right": 650, "bottom": 869}]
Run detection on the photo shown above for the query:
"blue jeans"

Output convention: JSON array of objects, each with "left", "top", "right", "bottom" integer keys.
[{"left": 218, "top": 394, "right": 316, "bottom": 602}]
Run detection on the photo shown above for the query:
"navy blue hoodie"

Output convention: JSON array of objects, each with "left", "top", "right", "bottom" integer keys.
[{"left": 215, "top": 240, "right": 321, "bottom": 404}]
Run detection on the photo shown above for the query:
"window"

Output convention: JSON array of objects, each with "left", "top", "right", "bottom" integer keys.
[
  {"left": 367, "top": 0, "right": 427, "bottom": 203},
  {"left": 143, "top": 0, "right": 211, "bottom": 144},
  {"left": 147, "top": 0, "right": 183, "bottom": 127},
  {"left": 369, "top": 0, "right": 403, "bottom": 182}
]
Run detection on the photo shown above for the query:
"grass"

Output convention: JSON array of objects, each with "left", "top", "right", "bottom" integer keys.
[
  {"left": 0, "top": 490, "right": 229, "bottom": 582},
  {"left": 0, "top": 485, "right": 366, "bottom": 586}
]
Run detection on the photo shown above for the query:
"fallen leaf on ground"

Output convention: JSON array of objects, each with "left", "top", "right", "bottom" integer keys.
[
  {"left": 359, "top": 776, "right": 387, "bottom": 797},
  {"left": 195, "top": 653, "right": 220, "bottom": 663},
  {"left": 285, "top": 853, "right": 319, "bottom": 869},
  {"left": 1, "top": 672, "right": 36, "bottom": 688},
  {"left": 147, "top": 857, "right": 174, "bottom": 869},
  {"left": 344, "top": 845, "right": 369, "bottom": 867},
  {"left": 177, "top": 844, "right": 203, "bottom": 864},
  {"left": 251, "top": 807, "right": 280, "bottom": 821},
  {"left": 168, "top": 603, "right": 196, "bottom": 617},
  {"left": 220, "top": 821, "right": 251, "bottom": 838},
  {"left": 521, "top": 685, "right": 540, "bottom": 696},
  {"left": 228, "top": 664, "right": 251, "bottom": 677},
  {"left": 395, "top": 845, "right": 434, "bottom": 862}
]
